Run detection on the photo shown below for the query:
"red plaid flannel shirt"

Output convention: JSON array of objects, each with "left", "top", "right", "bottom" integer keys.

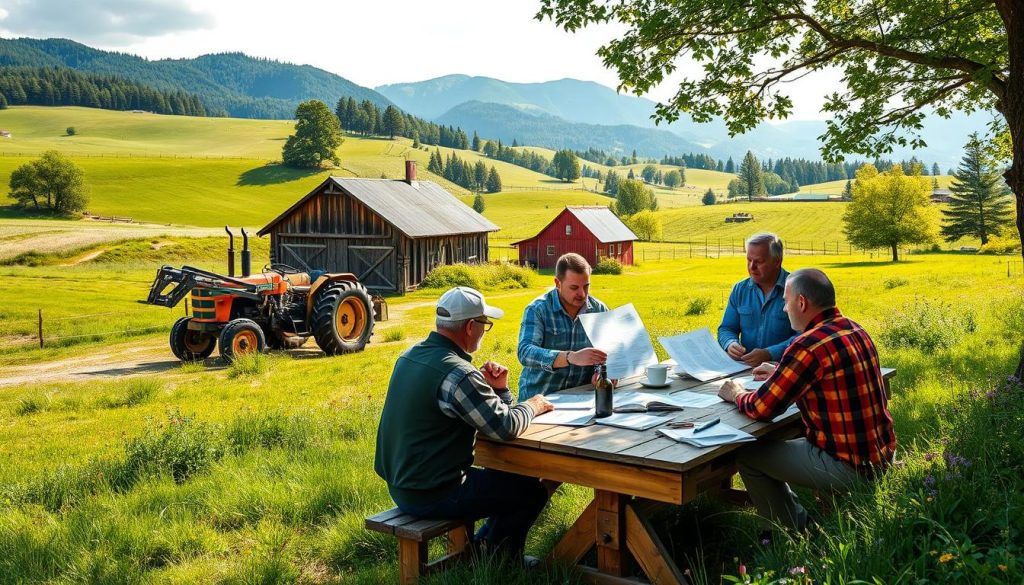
[{"left": 736, "top": 307, "right": 896, "bottom": 469}]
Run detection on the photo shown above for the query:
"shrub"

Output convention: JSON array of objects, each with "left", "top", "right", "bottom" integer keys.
[
  {"left": 419, "top": 264, "right": 481, "bottom": 289},
  {"left": 685, "top": 297, "right": 712, "bottom": 316},
  {"left": 883, "top": 277, "right": 910, "bottom": 289},
  {"left": 592, "top": 258, "right": 623, "bottom": 275},
  {"left": 120, "top": 410, "right": 225, "bottom": 485},
  {"left": 420, "top": 262, "right": 532, "bottom": 290},
  {"left": 879, "top": 299, "right": 977, "bottom": 351},
  {"left": 66, "top": 126, "right": 76, "bottom": 136}
]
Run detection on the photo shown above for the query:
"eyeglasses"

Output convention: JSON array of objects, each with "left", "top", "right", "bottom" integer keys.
[{"left": 472, "top": 319, "right": 494, "bottom": 332}]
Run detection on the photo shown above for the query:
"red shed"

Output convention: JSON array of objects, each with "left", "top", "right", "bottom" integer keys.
[{"left": 513, "top": 206, "right": 637, "bottom": 269}]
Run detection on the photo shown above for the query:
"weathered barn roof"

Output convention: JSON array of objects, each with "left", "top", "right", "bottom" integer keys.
[
  {"left": 258, "top": 177, "right": 498, "bottom": 238},
  {"left": 512, "top": 206, "right": 637, "bottom": 246}
]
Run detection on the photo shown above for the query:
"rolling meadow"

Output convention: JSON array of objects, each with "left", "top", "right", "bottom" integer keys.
[{"left": 0, "top": 106, "right": 1021, "bottom": 583}]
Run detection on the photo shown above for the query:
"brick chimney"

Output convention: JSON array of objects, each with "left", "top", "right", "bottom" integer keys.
[{"left": 405, "top": 160, "right": 418, "bottom": 187}]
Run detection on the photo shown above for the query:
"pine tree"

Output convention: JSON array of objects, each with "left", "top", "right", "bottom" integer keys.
[
  {"left": 472, "top": 132, "right": 481, "bottom": 151},
  {"left": 725, "top": 157, "right": 735, "bottom": 174},
  {"left": 603, "top": 170, "right": 620, "bottom": 195},
  {"left": 486, "top": 167, "right": 502, "bottom": 193},
  {"left": 382, "top": 105, "right": 405, "bottom": 138},
  {"left": 738, "top": 151, "right": 765, "bottom": 201},
  {"left": 512, "top": 138, "right": 519, "bottom": 147},
  {"left": 932, "top": 162, "right": 941, "bottom": 176},
  {"left": 702, "top": 188, "right": 716, "bottom": 205},
  {"left": 472, "top": 193, "right": 486, "bottom": 213},
  {"left": 842, "top": 180, "right": 853, "bottom": 200},
  {"left": 940, "top": 133, "right": 1014, "bottom": 245},
  {"left": 0, "top": 93, "right": 7, "bottom": 109}
]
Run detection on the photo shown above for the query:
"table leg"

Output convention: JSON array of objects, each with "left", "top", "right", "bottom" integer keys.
[
  {"left": 625, "top": 502, "right": 687, "bottom": 585},
  {"left": 596, "top": 490, "right": 627, "bottom": 577},
  {"left": 550, "top": 499, "right": 597, "bottom": 565}
]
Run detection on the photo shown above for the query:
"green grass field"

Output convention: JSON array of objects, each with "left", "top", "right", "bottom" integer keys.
[{"left": 0, "top": 250, "right": 1021, "bottom": 583}]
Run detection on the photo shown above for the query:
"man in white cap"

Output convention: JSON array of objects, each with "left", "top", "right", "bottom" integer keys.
[{"left": 375, "top": 286, "right": 554, "bottom": 564}]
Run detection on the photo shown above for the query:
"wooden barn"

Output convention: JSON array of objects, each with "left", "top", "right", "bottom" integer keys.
[
  {"left": 257, "top": 162, "right": 498, "bottom": 293},
  {"left": 512, "top": 206, "right": 637, "bottom": 269}
]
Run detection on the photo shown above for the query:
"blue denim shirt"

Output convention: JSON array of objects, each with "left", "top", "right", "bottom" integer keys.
[
  {"left": 717, "top": 268, "right": 797, "bottom": 361},
  {"left": 516, "top": 288, "right": 608, "bottom": 400}
]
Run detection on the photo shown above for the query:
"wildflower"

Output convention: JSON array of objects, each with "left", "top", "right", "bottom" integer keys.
[
  {"left": 998, "top": 564, "right": 1008, "bottom": 572},
  {"left": 924, "top": 452, "right": 936, "bottom": 462},
  {"left": 939, "top": 553, "right": 955, "bottom": 563},
  {"left": 986, "top": 391, "right": 997, "bottom": 400},
  {"left": 923, "top": 475, "right": 936, "bottom": 488},
  {"left": 739, "top": 564, "right": 747, "bottom": 576},
  {"left": 929, "top": 550, "right": 938, "bottom": 556},
  {"left": 789, "top": 566, "right": 807, "bottom": 575}
]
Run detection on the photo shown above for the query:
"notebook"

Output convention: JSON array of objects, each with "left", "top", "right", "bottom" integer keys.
[
  {"left": 656, "top": 422, "right": 756, "bottom": 448},
  {"left": 594, "top": 411, "right": 672, "bottom": 431},
  {"left": 532, "top": 409, "right": 595, "bottom": 426},
  {"left": 544, "top": 393, "right": 596, "bottom": 410},
  {"left": 612, "top": 391, "right": 686, "bottom": 413}
]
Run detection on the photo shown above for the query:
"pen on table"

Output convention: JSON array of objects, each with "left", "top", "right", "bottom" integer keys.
[{"left": 691, "top": 417, "right": 721, "bottom": 434}]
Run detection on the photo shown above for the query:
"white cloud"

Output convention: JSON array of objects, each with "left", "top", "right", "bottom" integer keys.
[{"left": 0, "top": 0, "right": 213, "bottom": 45}]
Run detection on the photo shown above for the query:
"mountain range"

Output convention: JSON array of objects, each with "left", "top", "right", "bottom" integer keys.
[{"left": 0, "top": 38, "right": 990, "bottom": 167}]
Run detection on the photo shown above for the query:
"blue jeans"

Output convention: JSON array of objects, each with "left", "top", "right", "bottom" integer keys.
[{"left": 394, "top": 468, "right": 549, "bottom": 558}]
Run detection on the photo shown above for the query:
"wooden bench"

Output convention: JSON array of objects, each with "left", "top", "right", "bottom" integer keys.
[{"left": 365, "top": 507, "right": 474, "bottom": 584}]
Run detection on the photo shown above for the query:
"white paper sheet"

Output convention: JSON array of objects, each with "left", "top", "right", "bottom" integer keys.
[
  {"left": 771, "top": 403, "right": 801, "bottom": 423},
  {"left": 732, "top": 375, "right": 767, "bottom": 391},
  {"left": 578, "top": 303, "right": 658, "bottom": 380},
  {"left": 657, "top": 422, "right": 756, "bottom": 448},
  {"left": 658, "top": 328, "right": 749, "bottom": 381},
  {"left": 594, "top": 411, "right": 670, "bottom": 431},
  {"left": 544, "top": 393, "right": 595, "bottom": 410},
  {"left": 532, "top": 409, "right": 595, "bottom": 426},
  {"left": 670, "top": 390, "right": 724, "bottom": 408}
]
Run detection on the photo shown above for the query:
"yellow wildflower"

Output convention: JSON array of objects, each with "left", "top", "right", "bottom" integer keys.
[
  {"left": 938, "top": 553, "right": 955, "bottom": 563},
  {"left": 998, "top": 564, "right": 1008, "bottom": 572}
]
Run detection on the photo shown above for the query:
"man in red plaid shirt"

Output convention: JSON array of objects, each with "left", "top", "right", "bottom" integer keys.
[{"left": 718, "top": 268, "right": 896, "bottom": 532}]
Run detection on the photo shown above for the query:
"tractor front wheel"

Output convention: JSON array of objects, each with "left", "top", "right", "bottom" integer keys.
[
  {"left": 219, "top": 318, "right": 266, "bottom": 362},
  {"left": 312, "top": 281, "right": 373, "bottom": 355},
  {"left": 170, "top": 317, "right": 216, "bottom": 362}
]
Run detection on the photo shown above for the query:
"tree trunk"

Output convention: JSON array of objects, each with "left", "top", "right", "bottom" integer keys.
[
  {"left": 996, "top": 1, "right": 1024, "bottom": 379},
  {"left": 891, "top": 244, "right": 899, "bottom": 262}
]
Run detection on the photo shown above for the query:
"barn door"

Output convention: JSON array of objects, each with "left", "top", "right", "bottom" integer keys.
[
  {"left": 280, "top": 240, "right": 327, "bottom": 271},
  {"left": 349, "top": 246, "right": 396, "bottom": 290}
]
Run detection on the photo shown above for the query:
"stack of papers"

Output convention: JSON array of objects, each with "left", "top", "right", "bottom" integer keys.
[
  {"left": 532, "top": 409, "right": 594, "bottom": 426},
  {"left": 613, "top": 391, "right": 686, "bottom": 413},
  {"left": 657, "top": 422, "right": 755, "bottom": 448},
  {"left": 732, "top": 375, "right": 767, "bottom": 391},
  {"left": 578, "top": 303, "right": 659, "bottom": 379},
  {"left": 671, "top": 391, "right": 724, "bottom": 408},
  {"left": 544, "top": 393, "right": 595, "bottom": 410}
]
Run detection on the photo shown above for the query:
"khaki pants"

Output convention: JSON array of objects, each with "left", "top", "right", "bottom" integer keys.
[{"left": 737, "top": 439, "right": 862, "bottom": 531}]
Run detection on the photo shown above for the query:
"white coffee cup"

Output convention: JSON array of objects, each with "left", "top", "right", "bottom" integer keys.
[{"left": 645, "top": 364, "right": 669, "bottom": 385}]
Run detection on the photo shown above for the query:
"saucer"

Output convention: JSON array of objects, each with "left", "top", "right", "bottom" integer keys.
[{"left": 639, "top": 380, "right": 671, "bottom": 389}]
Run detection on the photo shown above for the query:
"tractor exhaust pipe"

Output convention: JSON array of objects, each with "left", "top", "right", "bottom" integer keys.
[
  {"left": 224, "top": 226, "right": 235, "bottom": 277},
  {"left": 241, "top": 228, "right": 251, "bottom": 277}
]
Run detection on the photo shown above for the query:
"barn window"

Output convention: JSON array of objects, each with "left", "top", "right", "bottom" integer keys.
[
  {"left": 608, "top": 244, "right": 614, "bottom": 255},
  {"left": 565, "top": 224, "right": 572, "bottom": 236},
  {"left": 546, "top": 245, "right": 555, "bottom": 256},
  {"left": 617, "top": 243, "right": 623, "bottom": 254}
]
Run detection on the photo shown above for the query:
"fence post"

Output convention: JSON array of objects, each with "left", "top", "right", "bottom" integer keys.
[{"left": 38, "top": 309, "right": 43, "bottom": 349}]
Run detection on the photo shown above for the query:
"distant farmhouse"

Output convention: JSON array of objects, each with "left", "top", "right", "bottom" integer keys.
[
  {"left": 513, "top": 206, "right": 637, "bottom": 269},
  {"left": 931, "top": 189, "right": 952, "bottom": 204},
  {"left": 258, "top": 162, "right": 497, "bottom": 293},
  {"left": 0, "top": 130, "right": 11, "bottom": 138}
]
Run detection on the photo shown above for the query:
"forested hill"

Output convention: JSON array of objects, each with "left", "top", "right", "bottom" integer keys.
[{"left": 0, "top": 37, "right": 393, "bottom": 119}]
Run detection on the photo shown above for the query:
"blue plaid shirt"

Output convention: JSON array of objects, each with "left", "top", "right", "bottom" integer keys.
[
  {"left": 717, "top": 268, "right": 797, "bottom": 361},
  {"left": 516, "top": 288, "right": 608, "bottom": 400}
]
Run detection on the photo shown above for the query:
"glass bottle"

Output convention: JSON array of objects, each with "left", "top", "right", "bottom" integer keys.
[{"left": 594, "top": 364, "right": 613, "bottom": 418}]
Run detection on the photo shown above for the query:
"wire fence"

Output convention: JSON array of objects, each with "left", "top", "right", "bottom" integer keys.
[
  {"left": 1, "top": 305, "right": 185, "bottom": 350},
  {"left": 0, "top": 151, "right": 255, "bottom": 160}
]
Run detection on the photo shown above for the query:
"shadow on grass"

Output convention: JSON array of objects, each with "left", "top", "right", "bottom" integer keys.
[
  {"left": 0, "top": 206, "right": 79, "bottom": 221},
  {"left": 236, "top": 163, "right": 326, "bottom": 187}
]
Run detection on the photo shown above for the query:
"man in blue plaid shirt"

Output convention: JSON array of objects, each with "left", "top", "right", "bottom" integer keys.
[{"left": 517, "top": 253, "right": 609, "bottom": 400}]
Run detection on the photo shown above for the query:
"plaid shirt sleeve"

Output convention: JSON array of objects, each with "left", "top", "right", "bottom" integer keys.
[
  {"left": 736, "top": 342, "right": 819, "bottom": 420},
  {"left": 517, "top": 301, "right": 560, "bottom": 372},
  {"left": 437, "top": 366, "right": 535, "bottom": 441}
]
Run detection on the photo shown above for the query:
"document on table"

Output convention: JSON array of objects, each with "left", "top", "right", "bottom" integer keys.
[
  {"left": 544, "top": 393, "right": 595, "bottom": 410},
  {"left": 671, "top": 390, "right": 724, "bottom": 408},
  {"left": 532, "top": 409, "right": 595, "bottom": 426},
  {"left": 733, "top": 375, "right": 767, "bottom": 391},
  {"left": 657, "top": 422, "right": 756, "bottom": 448},
  {"left": 658, "top": 328, "right": 748, "bottom": 381},
  {"left": 771, "top": 403, "right": 800, "bottom": 423},
  {"left": 578, "top": 303, "right": 658, "bottom": 380},
  {"left": 594, "top": 411, "right": 670, "bottom": 431}
]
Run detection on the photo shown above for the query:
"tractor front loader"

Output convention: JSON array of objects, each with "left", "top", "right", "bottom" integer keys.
[{"left": 143, "top": 227, "right": 386, "bottom": 362}]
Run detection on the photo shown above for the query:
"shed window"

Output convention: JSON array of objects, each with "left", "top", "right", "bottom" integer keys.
[
  {"left": 546, "top": 245, "right": 556, "bottom": 256},
  {"left": 565, "top": 224, "right": 572, "bottom": 236},
  {"left": 608, "top": 244, "right": 614, "bottom": 255},
  {"left": 617, "top": 243, "right": 623, "bottom": 254}
]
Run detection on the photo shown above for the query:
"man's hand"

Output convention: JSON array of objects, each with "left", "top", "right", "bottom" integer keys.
[
  {"left": 726, "top": 342, "right": 747, "bottom": 360},
  {"left": 718, "top": 380, "right": 745, "bottom": 403},
  {"left": 525, "top": 394, "right": 554, "bottom": 416},
  {"left": 480, "top": 361, "right": 509, "bottom": 390},
  {"left": 740, "top": 348, "right": 772, "bottom": 367},
  {"left": 568, "top": 348, "right": 607, "bottom": 366},
  {"left": 751, "top": 361, "right": 778, "bottom": 381}
]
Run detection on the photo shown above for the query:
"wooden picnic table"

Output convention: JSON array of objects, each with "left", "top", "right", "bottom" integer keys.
[{"left": 475, "top": 366, "right": 896, "bottom": 585}]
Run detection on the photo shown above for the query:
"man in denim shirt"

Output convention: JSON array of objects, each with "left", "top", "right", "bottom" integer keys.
[
  {"left": 718, "top": 233, "right": 797, "bottom": 366},
  {"left": 517, "top": 253, "right": 609, "bottom": 400}
]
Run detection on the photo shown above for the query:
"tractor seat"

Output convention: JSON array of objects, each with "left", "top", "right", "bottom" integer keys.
[{"left": 285, "top": 273, "right": 312, "bottom": 287}]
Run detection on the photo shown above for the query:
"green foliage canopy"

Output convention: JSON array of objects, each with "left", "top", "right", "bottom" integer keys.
[
  {"left": 282, "top": 100, "right": 342, "bottom": 169},
  {"left": 842, "top": 165, "right": 938, "bottom": 261},
  {"left": 9, "top": 150, "right": 89, "bottom": 213},
  {"left": 941, "top": 133, "right": 1014, "bottom": 245}
]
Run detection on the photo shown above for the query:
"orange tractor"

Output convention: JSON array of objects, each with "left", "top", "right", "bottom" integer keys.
[{"left": 144, "top": 227, "right": 386, "bottom": 361}]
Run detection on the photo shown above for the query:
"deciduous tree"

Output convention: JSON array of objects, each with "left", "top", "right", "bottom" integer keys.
[
  {"left": 9, "top": 150, "right": 88, "bottom": 213},
  {"left": 282, "top": 100, "right": 342, "bottom": 169},
  {"left": 842, "top": 165, "right": 938, "bottom": 261}
]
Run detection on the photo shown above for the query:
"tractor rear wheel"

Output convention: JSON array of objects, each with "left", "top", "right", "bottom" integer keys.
[
  {"left": 312, "top": 280, "right": 373, "bottom": 355},
  {"left": 170, "top": 317, "right": 216, "bottom": 362},
  {"left": 219, "top": 318, "right": 266, "bottom": 361}
]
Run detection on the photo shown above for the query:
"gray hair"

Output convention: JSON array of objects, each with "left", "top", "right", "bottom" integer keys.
[
  {"left": 745, "top": 233, "right": 784, "bottom": 259},
  {"left": 436, "top": 317, "right": 470, "bottom": 332},
  {"left": 787, "top": 268, "right": 836, "bottom": 309}
]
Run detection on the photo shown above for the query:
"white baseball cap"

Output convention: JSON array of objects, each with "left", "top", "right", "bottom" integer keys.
[{"left": 436, "top": 286, "right": 504, "bottom": 322}]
